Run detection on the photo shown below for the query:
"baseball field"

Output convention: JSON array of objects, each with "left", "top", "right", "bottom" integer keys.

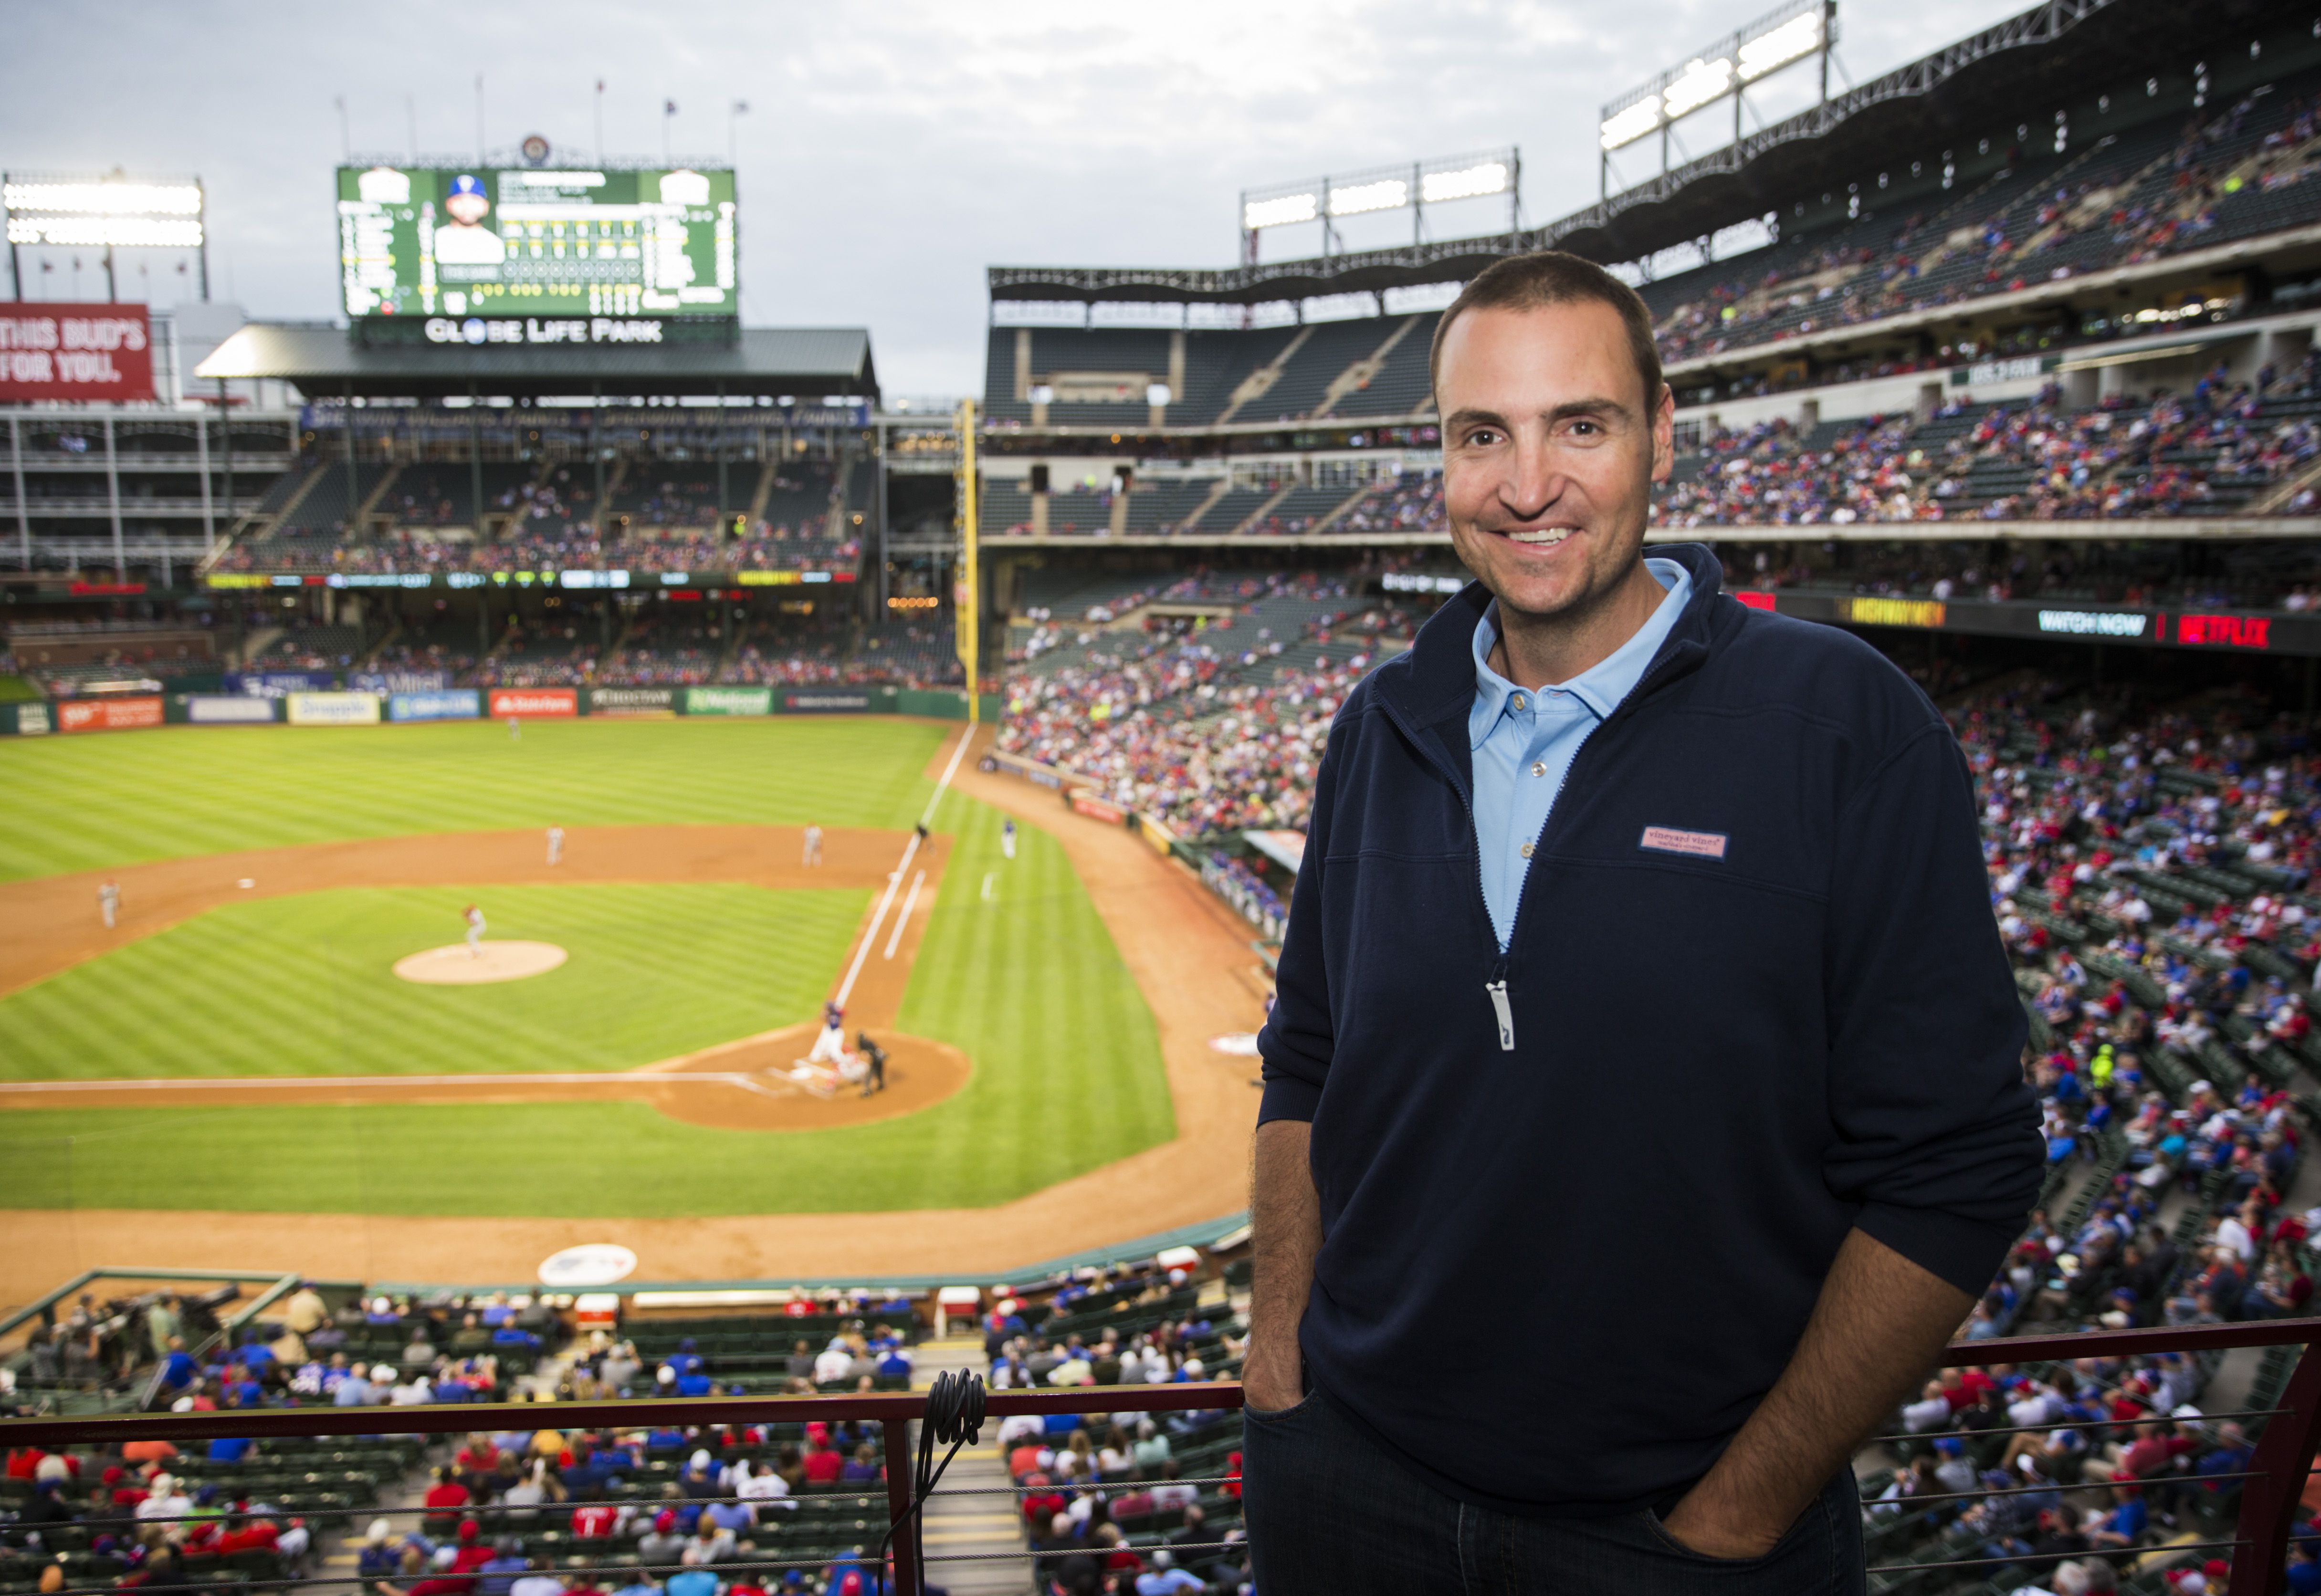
[{"left": 0, "top": 716, "right": 1267, "bottom": 1304}]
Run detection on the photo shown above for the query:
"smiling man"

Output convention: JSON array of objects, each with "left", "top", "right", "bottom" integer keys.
[{"left": 1241, "top": 251, "right": 2042, "bottom": 1594}]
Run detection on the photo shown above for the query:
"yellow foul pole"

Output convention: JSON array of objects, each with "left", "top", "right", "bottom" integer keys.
[{"left": 954, "top": 398, "right": 980, "bottom": 725}]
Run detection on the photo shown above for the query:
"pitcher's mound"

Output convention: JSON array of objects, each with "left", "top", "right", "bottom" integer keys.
[{"left": 394, "top": 941, "right": 569, "bottom": 985}]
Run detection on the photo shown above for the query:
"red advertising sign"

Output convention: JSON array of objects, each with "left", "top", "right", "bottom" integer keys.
[
  {"left": 58, "top": 696, "right": 164, "bottom": 733},
  {"left": 488, "top": 688, "right": 578, "bottom": 719},
  {"left": 1731, "top": 590, "right": 1776, "bottom": 612},
  {"left": 2170, "top": 613, "right": 2271, "bottom": 650},
  {"left": 1070, "top": 792, "right": 1127, "bottom": 825},
  {"left": 0, "top": 304, "right": 155, "bottom": 403}
]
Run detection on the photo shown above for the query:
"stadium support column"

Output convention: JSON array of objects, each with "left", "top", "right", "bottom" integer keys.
[
  {"left": 591, "top": 381, "right": 604, "bottom": 535},
  {"left": 468, "top": 382, "right": 484, "bottom": 546},
  {"left": 196, "top": 403, "right": 213, "bottom": 550},
  {"left": 217, "top": 381, "right": 235, "bottom": 542},
  {"left": 715, "top": 381, "right": 729, "bottom": 533},
  {"left": 954, "top": 398, "right": 979, "bottom": 724},
  {"left": 344, "top": 380, "right": 361, "bottom": 542},
  {"left": 104, "top": 415, "right": 124, "bottom": 579},
  {"left": 10, "top": 416, "right": 27, "bottom": 570}
]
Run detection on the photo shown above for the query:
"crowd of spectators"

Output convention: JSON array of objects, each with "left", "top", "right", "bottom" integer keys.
[
  {"left": 977, "top": 1262, "right": 1250, "bottom": 1596},
  {"left": 1651, "top": 84, "right": 2321, "bottom": 376},
  {"left": 1659, "top": 360, "right": 2321, "bottom": 531},
  {"left": 998, "top": 579, "right": 1410, "bottom": 838},
  {"left": 210, "top": 527, "right": 859, "bottom": 580}
]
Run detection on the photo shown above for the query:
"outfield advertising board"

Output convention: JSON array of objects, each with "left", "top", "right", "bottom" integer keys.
[
  {"left": 59, "top": 697, "right": 163, "bottom": 733},
  {"left": 1071, "top": 793, "right": 1128, "bottom": 824},
  {"left": 489, "top": 688, "right": 578, "bottom": 719},
  {"left": 226, "top": 671, "right": 338, "bottom": 698},
  {"left": 185, "top": 695, "right": 281, "bottom": 725},
  {"left": 778, "top": 690, "right": 867, "bottom": 714},
  {"left": 354, "top": 669, "right": 452, "bottom": 693},
  {"left": 687, "top": 687, "right": 774, "bottom": 717},
  {"left": 286, "top": 692, "right": 383, "bottom": 726},
  {"left": 388, "top": 690, "right": 482, "bottom": 723},
  {"left": 6, "top": 702, "right": 52, "bottom": 736},
  {"left": 589, "top": 687, "right": 677, "bottom": 717}
]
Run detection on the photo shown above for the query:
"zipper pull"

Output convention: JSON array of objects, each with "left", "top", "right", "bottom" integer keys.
[{"left": 1484, "top": 980, "right": 1515, "bottom": 1052}]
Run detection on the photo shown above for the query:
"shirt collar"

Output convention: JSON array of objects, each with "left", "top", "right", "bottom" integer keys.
[{"left": 1469, "top": 557, "right": 1693, "bottom": 749}]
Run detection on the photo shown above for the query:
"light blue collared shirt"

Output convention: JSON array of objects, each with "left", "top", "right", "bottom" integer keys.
[{"left": 1469, "top": 557, "right": 1691, "bottom": 949}]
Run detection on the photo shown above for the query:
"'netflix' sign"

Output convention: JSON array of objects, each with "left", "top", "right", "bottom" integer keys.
[{"left": 0, "top": 304, "right": 155, "bottom": 402}]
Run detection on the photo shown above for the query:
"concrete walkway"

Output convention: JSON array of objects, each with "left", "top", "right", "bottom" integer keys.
[{"left": 911, "top": 1336, "right": 1033, "bottom": 1596}]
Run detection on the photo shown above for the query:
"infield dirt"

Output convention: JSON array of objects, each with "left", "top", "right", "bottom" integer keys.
[{"left": 0, "top": 724, "right": 1267, "bottom": 1304}]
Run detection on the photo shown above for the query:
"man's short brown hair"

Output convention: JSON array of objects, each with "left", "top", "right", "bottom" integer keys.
[{"left": 1428, "top": 250, "right": 1664, "bottom": 413}]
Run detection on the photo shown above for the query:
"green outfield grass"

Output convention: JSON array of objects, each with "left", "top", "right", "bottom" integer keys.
[
  {"left": 0, "top": 723, "right": 1178, "bottom": 1216},
  {"left": 0, "top": 883, "right": 865, "bottom": 1081},
  {"left": 0, "top": 718, "right": 950, "bottom": 882}
]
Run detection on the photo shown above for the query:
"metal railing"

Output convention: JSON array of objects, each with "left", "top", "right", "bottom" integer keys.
[{"left": 8, "top": 1319, "right": 2321, "bottom": 1596}]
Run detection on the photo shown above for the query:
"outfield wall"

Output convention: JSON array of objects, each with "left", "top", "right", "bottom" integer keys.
[{"left": 0, "top": 687, "right": 1004, "bottom": 735}]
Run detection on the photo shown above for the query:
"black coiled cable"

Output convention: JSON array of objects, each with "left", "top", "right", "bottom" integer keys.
[{"left": 874, "top": 1367, "right": 986, "bottom": 1595}]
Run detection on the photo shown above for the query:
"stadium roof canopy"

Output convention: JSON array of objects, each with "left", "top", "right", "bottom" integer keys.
[
  {"left": 988, "top": 0, "right": 2304, "bottom": 306},
  {"left": 193, "top": 324, "right": 878, "bottom": 400}
]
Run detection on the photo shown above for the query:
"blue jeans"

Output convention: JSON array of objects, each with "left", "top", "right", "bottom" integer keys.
[{"left": 1241, "top": 1386, "right": 1865, "bottom": 1595}]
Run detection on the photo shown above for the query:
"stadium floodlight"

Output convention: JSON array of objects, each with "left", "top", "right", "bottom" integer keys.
[
  {"left": 1599, "top": 100, "right": 1662, "bottom": 151},
  {"left": 7, "top": 217, "right": 204, "bottom": 248},
  {"left": 1738, "top": 10, "right": 1822, "bottom": 80},
  {"left": 1244, "top": 193, "right": 1319, "bottom": 229},
  {"left": 4, "top": 171, "right": 211, "bottom": 299},
  {"left": 1596, "top": 0, "right": 1833, "bottom": 197},
  {"left": 1329, "top": 178, "right": 1409, "bottom": 217},
  {"left": 1421, "top": 162, "right": 1510, "bottom": 204},
  {"left": 2, "top": 181, "right": 203, "bottom": 216},
  {"left": 1662, "top": 56, "right": 1736, "bottom": 121}
]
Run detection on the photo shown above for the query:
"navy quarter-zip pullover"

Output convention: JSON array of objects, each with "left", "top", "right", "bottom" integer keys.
[{"left": 1255, "top": 542, "right": 2043, "bottom": 1517}]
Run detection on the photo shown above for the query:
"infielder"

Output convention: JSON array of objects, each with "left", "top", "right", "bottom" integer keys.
[
  {"left": 1000, "top": 819, "right": 1017, "bottom": 861},
  {"left": 806, "top": 999, "right": 849, "bottom": 1065},
  {"left": 546, "top": 825, "right": 564, "bottom": 866},
  {"left": 802, "top": 824, "right": 823, "bottom": 866},
  {"left": 98, "top": 879, "right": 120, "bottom": 930},
  {"left": 463, "top": 903, "right": 486, "bottom": 958}
]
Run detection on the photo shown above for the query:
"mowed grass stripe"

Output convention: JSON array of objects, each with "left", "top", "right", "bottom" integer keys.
[
  {"left": 0, "top": 791, "right": 1178, "bottom": 1216},
  {"left": 0, "top": 884, "right": 865, "bottom": 1081},
  {"left": 0, "top": 719, "right": 948, "bottom": 882}
]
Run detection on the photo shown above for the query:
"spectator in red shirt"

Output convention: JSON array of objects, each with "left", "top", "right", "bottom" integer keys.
[
  {"left": 424, "top": 1469, "right": 472, "bottom": 1530},
  {"left": 801, "top": 1438, "right": 846, "bottom": 1486},
  {"left": 570, "top": 1494, "right": 620, "bottom": 1541}
]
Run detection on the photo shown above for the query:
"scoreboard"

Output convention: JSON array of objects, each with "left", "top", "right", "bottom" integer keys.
[{"left": 336, "top": 165, "right": 737, "bottom": 321}]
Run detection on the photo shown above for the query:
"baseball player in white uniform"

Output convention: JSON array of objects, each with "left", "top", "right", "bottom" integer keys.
[
  {"left": 546, "top": 826, "right": 564, "bottom": 866},
  {"left": 1001, "top": 819, "right": 1017, "bottom": 860},
  {"left": 98, "top": 880, "right": 121, "bottom": 929},
  {"left": 806, "top": 999, "right": 849, "bottom": 1065},
  {"left": 507, "top": 715, "right": 522, "bottom": 741},
  {"left": 802, "top": 824, "right": 824, "bottom": 866},
  {"left": 463, "top": 903, "right": 486, "bottom": 957}
]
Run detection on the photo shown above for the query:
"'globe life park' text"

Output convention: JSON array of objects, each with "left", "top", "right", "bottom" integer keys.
[{"left": 421, "top": 316, "right": 665, "bottom": 345}]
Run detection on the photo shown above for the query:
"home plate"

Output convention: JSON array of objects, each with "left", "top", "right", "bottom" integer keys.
[{"left": 394, "top": 941, "right": 569, "bottom": 985}]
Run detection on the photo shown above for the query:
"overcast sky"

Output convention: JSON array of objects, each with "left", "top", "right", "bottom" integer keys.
[{"left": 8, "top": 0, "right": 2036, "bottom": 396}]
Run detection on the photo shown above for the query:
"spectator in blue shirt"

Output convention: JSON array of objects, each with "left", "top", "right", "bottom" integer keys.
[{"left": 478, "top": 1541, "right": 528, "bottom": 1596}]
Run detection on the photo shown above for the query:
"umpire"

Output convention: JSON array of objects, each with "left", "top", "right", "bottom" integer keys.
[{"left": 1243, "top": 251, "right": 2042, "bottom": 1594}]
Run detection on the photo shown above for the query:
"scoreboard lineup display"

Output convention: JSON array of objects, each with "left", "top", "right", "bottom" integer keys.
[{"left": 336, "top": 165, "right": 737, "bottom": 320}]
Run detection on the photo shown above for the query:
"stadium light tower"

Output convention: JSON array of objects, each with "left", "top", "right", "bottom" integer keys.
[
  {"left": 1239, "top": 149, "right": 1520, "bottom": 267},
  {"left": 4, "top": 171, "right": 208, "bottom": 302},
  {"left": 1598, "top": 0, "right": 1836, "bottom": 199}
]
